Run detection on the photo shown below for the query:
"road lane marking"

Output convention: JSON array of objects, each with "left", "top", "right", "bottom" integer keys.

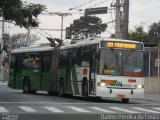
[
  {"left": 0, "top": 102, "right": 159, "bottom": 106},
  {"left": 44, "top": 107, "right": 64, "bottom": 113},
  {"left": 0, "top": 107, "right": 9, "bottom": 113},
  {"left": 66, "top": 106, "right": 90, "bottom": 112},
  {"left": 131, "top": 107, "right": 160, "bottom": 114},
  {"left": 89, "top": 107, "right": 116, "bottom": 113},
  {"left": 19, "top": 106, "right": 37, "bottom": 112},
  {"left": 110, "top": 107, "right": 140, "bottom": 113},
  {"left": 152, "top": 107, "right": 160, "bottom": 111}
]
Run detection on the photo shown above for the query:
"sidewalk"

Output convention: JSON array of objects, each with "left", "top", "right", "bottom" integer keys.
[
  {"left": 0, "top": 71, "right": 3, "bottom": 81},
  {"left": 144, "top": 93, "right": 160, "bottom": 102}
]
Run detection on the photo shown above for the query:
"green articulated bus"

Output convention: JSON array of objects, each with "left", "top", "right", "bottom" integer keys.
[{"left": 8, "top": 37, "right": 144, "bottom": 103}]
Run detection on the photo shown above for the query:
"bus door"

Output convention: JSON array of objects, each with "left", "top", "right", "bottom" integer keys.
[
  {"left": 66, "top": 53, "right": 72, "bottom": 93},
  {"left": 41, "top": 56, "right": 50, "bottom": 90},
  {"left": 14, "top": 55, "right": 22, "bottom": 89},
  {"left": 82, "top": 49, "right": 95, "bottom": 96},
  {"left": 89, "top": 51, "right": 97, "bottom": 95}
]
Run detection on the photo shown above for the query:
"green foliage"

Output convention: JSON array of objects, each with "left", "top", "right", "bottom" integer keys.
[
  {"left": 128, "top": 26, "right": 148, "bottom": 42},
  {"left": 148, "top": 21, "right": 160, "bottom": 43},
  {"left": 0, "top": 0, "right": 46, "bottom": 28},
  {"left": 110, "top": 26, "right": 148, "bottom": 43},
  {"left": 68, "top": 16, "right": 107, "bottom": 39},
  {"left": 110, "top": 21, "right": 160, "bottom": 44},
  {"left": 110, "top": 34, "right": 115, "bottom": 38}
]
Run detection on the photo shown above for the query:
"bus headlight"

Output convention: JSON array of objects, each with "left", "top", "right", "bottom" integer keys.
[
  {"left": 137, "top": 85, "right": 144, "bottom": 89},
  {"left": 101, "top": 83, "right": 106, "bottom": 87}
]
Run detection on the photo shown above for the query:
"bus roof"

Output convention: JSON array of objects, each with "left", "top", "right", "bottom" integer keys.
[{"left": 11, "top": 37, "right": 143, "bottom": 54}]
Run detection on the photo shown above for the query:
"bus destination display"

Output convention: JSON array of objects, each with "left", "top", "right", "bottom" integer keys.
[{"left": 101, "top": 41, "right": 143, "bottom": 50}]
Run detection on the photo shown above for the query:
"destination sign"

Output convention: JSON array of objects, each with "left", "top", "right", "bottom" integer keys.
[
  {"left": 106, "top": 42, "right": 136, "bottom": 49},
  {"left": 101, "top": 41, "right": 143, "bottom": 50}
]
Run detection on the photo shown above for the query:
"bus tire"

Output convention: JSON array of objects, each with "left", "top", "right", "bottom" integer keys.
[
  {"left": 122, "top": 98, "right": 129, "bottom": 103},
  {"left": 30, "top": 90, "right": 36, "bottom": 94},
  {"left": 23, "top": 78, "right": 31, "bottom": 94},
  {"left": 47, "top": 91, "right": 54, "bottom": 96},
  {"left": 82, "top": 77, "right": 88, "bottom": 99}
]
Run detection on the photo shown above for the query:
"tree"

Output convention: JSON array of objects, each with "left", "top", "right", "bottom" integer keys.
[
  {"left": 128, "top": 26, "right": 148, "bottom": 42},
  {"left": 9, "top": 33, "right": 40, "bottom": 49},
  {"left": 67, "top": 16, "right": 107, "bottom": 39},
  {"left": 110, "top": 26, "right": 148, "bottom": 42},
  {"left": 0, "top": 0, "right": 45, "bottom": 55},
  {"left": 148, "top": 21, "right": 160, "bottom": 43},
  {"left": 0, "top": 0, "right": 46, "bottom": 28},
  {"left": 1, "top": 32, "right": 40, "bottom": 64}
]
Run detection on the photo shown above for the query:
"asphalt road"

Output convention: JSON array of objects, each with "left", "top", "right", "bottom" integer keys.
[{"left": 0, "top": 82, "right": 160, "bottom": 120}]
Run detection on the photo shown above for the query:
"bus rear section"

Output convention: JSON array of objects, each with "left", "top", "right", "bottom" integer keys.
[{"left": 96, "top": 41, "right": 144, "bottom": 102}]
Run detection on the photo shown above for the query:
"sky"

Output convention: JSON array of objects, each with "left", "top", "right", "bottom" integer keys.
[{"left": 1, "top": 0, "right": 160, "bottom": 44}]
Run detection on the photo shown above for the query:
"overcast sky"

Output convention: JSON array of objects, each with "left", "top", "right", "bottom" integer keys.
[{"left": 2, "top": 0, "right": 160, "bottom": 43}]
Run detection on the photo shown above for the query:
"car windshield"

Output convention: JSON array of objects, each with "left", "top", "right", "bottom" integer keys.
[{"left": 98, "top": 49, "right": 144, "bottom": 76}]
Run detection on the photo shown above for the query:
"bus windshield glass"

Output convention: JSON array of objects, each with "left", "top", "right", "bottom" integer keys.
[{"left": 98, "top": 49, "right": 144, "bottom": 76}]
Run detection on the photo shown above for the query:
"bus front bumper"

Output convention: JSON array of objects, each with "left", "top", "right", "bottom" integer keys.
[{"left": 96, "top": 87, "right": 144, "bottom": 99}]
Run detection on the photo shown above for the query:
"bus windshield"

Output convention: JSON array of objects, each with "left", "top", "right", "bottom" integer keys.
[{"left": 98, "top": 49, "right": 144, "bottom": 76}]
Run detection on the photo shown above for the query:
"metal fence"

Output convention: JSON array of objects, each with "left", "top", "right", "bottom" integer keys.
[{"left": 145, "top": 47, "right": 160, "bottom": 77}]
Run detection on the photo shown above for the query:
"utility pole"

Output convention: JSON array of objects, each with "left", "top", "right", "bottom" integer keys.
[
  {"left": 112, "top": 0, "right": 129, "bottom": 39},
  {"left": 122, "top": 0, "right": 129, "bottom": 39},
  {"left": 1, "top": 18, "right": 5, "bottom": 71},
  {"left": 115, "top": 0, "right": 123, "bottom": 39},
  {"left": 57, "top": 13, "right": 71, "bottom": 40},
  {"left": 48, "top": 12, "right": 71, "bottom": 40},
  {"left": 61, "top": 15, "right": 64, "bottom": 40}
]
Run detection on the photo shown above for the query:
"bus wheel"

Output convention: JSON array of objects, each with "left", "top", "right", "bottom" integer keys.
[
  {"left": 122, "top": 98, "right": 129, "bottom": 103},
  {"left": 23, "top": 78, "right": 31, "bottom": 94},
  {"left": 30, "top": 91, "right": 36, "bottom": 94},
  {"left": 82, "top": 78, "right": 88, "bottom": 99},
  {"left": 47, "top": 91, "right": 58, "bottom": 96},
  {"left": 47, "top": 91, "right": 54, "bottom": 96}
]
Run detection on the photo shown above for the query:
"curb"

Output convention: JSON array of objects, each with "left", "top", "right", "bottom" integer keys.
[{"left": 135, "top": 98, "right": 160, "bottom": 103}]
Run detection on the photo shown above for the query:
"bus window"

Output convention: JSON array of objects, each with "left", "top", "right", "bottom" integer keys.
[
  {"left": 23, "top": 54, "right": 41, "bottom": 68},
  {"left": 123, "top": 51, "right": 144, "bottom": 76},
  {"left": 82, "top": 52, "right": 91, "bottom": 67},
  {"left": 99, "top": 49, "right": 122, "bottom": 75},
  {"left": 73, "top": 47, "right": 82, "bottom": 67}
]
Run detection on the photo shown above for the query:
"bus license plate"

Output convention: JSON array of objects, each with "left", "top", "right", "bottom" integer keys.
[{"left": 117, "top": 94, "right": 125, "bottom": 99}]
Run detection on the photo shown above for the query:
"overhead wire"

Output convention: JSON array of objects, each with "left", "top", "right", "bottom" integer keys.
[
  {"left": 88, "top": 0, "right": 110, "bottom": 8},
  {"left": 33, "top": 28, "right": 54, "bottom": 39},
  {"left": 69, "top": 0, "right": 98, "bottom": 11}
]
